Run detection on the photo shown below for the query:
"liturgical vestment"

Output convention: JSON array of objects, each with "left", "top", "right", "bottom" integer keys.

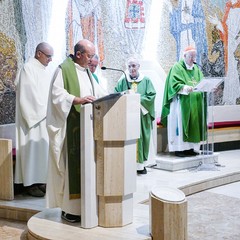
[
  {"left": 15, "top": 58, "right": 52, "bottom": 186},
  {"left": 46, "top": 57, "right": 106, "bottom": 216},
  {"left": 161, "top": 59, "right": 206, "bottom": 152},
  {"left": 115, "top": 73, "right": 156, "bottom": 167}
]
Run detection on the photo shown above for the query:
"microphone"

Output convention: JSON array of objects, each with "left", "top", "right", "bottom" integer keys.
[
  {"left": 193, "top": 61, "right": 202, "bottom": 69},
  {"left": 101, "top": 66, "right": 131, "bottom": 89}
]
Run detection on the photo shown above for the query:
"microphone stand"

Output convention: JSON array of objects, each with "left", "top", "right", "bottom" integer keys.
[{"left": 101, "top": 66, "right": 131, "bottom": 90}]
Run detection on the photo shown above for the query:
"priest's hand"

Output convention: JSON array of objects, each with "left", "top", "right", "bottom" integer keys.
[
  {"left": 73, "top": 95, "right": 96, "bottom": 105},
  {"left": 179, "top": 85, "right": 194, "bottom": 95}
]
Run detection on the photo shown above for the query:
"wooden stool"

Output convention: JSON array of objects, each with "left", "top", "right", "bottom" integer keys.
[{"left": 150, "top": 186, "right": 187, "bottom": 240}]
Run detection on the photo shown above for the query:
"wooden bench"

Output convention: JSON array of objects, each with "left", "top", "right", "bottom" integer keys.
[
  {"left": 208, "top": 126, "right": 240, "bottom": 143},
  {"left": 157, "top": 124, "right": 240, "bottom": 153}
]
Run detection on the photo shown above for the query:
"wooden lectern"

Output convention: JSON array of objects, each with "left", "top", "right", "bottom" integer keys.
[{"left": 93, "top": 93, "right": 140, "bottom": 227}]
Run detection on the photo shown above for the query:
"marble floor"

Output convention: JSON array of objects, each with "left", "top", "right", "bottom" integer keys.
[{"left": 0, "top": 149, "right": 240, "bottom": 239}]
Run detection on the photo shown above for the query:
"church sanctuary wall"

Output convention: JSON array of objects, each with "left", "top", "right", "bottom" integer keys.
[
  {"left": 0, "top": 0, "right": 52, "bottom": 144},
  {"left": 0, "top": 0, "right": 239, "bottom": 145}
]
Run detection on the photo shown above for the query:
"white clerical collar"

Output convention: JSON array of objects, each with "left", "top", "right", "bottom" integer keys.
[
  {"left": 184, "top": 60, "right": 194, "bottom": 70},
  {"left": 126, "top": 72, "right": 144, "bottom": 82},
  {"left": 32, "top": 58, "right": 46, "bottom": 69},
  {"left": 75, "top": 63, "right": 86, "bottom": 71}
]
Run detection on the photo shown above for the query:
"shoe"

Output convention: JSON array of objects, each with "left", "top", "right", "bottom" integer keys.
[
  {"left": 38, "top": 184, "right": 46, "bottom": 193},
  {"left": 175, "top": 151, "right": 187, "bottom": 157},
  {"left": 184, "top": 149, "right": 198, "bottom": 156},
  {"left": 27, "top": 185, "right": 45, "bottom": 197},
  {"left": 137, "top": 167, "right": 147, "bottom": 174},
  {"left": 61, "top": 211, "right": 81, "bottom": 223}
]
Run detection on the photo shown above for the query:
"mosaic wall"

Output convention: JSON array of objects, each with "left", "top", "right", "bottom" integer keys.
[
  {"left": 0, "top": 0, "right": 52, "bottom": 124},
  {"left": 66, "top": 0, "right": 240, "bottom": 105},
  {"left": 21, "top": 0, "right": 52, "bottom": 61},
  {"left": 0, "top": 33, "right": 17, "bottom": 124},
  {"left": 0, "top": 0, "right": 239, "bottom": 124},
  {"left": 0, "top": 0, "right": 23, "bottom": 124}
]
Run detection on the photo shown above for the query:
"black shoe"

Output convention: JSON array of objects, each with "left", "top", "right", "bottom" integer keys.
[
  {"left": 27, "top": 185, "right": 45, "bottom": 197},
  {"left": 184, "top": 149, "right": 198, "bottom": 156},
  {"left": 61, "top": 211, "right": 81, "bottom": 223},
  {"left": 175, "top": 151, "right": 187, "bottom": 157},
  {"left": 137, "top": 167, "right": 147, "bottom": 174},
  {"left": 37, "top": 184, "right": 46, "bottom": 193}
]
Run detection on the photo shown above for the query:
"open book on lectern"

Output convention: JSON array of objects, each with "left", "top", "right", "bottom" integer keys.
[
  {"left": 193, "top": 77, "right": 224, "bottom": 92},
  {"left": 92, "top": 90, "right": 135, "bottom": 104},
  {"left": 92, "top": 92, "right": 123, "bottom": 104}
]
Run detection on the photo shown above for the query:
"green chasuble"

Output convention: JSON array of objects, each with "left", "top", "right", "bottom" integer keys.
[
  {"left": 161, "top": 59, "right": 207, "bottom": 143},
  {"left": 60, "top": 57, "right": 81, "bottom": 199},
  {"left": 115, "top": 76, "right": 156, "bottom": 163}
]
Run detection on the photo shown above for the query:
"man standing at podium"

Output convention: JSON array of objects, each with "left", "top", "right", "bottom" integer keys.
[
  {"left": 46, "top": 39, "right": 106, "bottom": 223},
  {"left": 115, "top": 56, "right": 156, "bottom": 174},
  {"left": 161, "top": 46, "right": 206, "bottom": 157}
]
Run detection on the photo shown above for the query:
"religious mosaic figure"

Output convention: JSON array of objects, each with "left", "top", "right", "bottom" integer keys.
[
  {"left": 66, "top": 0, "right": 104, "bottom": 64},
  {"left": 167, "top": 0, "right": 208, "bottom": 64},
  {"left": 209, "top": 0, "right": 240, "bottom": 104}
]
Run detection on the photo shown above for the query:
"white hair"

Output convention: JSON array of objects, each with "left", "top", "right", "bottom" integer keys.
[{"left": 126, "top": 56, "right": 140, "bottom": 66}]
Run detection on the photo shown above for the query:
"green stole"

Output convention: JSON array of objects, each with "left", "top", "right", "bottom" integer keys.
[
  {"left": 92, "top": 73, "right": 99, "bottom": 83},
  {"left": 114, "top": 76, "right": 156, "bottom": 163},
  {"left": 60, "top": 57, "right": 81, "bottom": 199}
]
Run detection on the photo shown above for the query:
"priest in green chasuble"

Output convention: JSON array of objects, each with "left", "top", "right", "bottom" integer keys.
[
  {"left": 46, "top": 39, "right": 106, "bottom": 223},
  {"left": 115, "top": 56, "right": 156, "bottom": 174},
  {"left": 161, "top": 46, "right": 207, "bottom": 157}
]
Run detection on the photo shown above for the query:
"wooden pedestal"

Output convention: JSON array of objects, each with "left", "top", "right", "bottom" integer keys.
[
  {"left": 93, "top": 94, "right": 140, "bottom": 227},
  {"left": 0, "top": 139, "right": 13, "bottom": 200},
  {"left": 150, "top": 187, "right": 187, "bottom": 240},
  {"left": 96, "top": 140, "right": 136, "bottom": 227},
  {"left": 98, "top": 193, "right": 133, "bottom": 227}
]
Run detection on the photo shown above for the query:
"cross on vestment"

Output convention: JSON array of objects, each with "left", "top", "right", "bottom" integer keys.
[{"left": 131, "top": 82, "right": 138, "bottom": 93}]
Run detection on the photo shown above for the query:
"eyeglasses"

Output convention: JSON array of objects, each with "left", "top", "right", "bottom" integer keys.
[
  {"left": 128, "top": 64, "right": 139, "bottom": 68},
  {"left": 39, "top": 50, "right": 53, "bottom": 59},
  {"left": 81, "top": 52, "right": 95, "bottom": 59},
  {"left": 89, "top": 64, "right": 98, "bottom": 68}
]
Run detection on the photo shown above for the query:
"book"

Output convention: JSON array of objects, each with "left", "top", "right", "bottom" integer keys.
[{"left": 193, "top": 77, "right": 224, "bottom": 92}]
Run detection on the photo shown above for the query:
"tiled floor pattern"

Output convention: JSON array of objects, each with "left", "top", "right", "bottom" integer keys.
[{"left": 188, "top": 182, "right": 240, "bottom": 240}]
